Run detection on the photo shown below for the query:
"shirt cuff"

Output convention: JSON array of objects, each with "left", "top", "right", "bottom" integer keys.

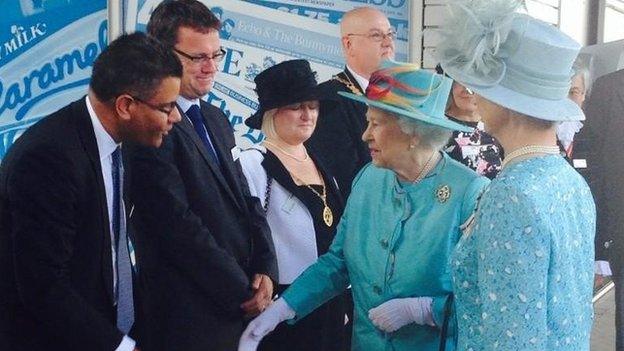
[
  {"left": 115, "top": 335, "right": 135, "bottom": 351},
  {"left": 595, "top": 260, "right": 613, "bottom": 276}
]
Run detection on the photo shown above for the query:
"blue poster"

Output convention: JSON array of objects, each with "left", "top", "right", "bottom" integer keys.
[
  {"left": 0, "top": 0, "right": 107, "bottom": 159},
  {"left": 123, "top": 0, "right": 410, "bottom": 148}
]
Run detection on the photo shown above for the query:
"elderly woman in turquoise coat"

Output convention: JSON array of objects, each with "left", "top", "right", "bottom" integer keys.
[{"left": 238, "top": 61, "right": 489, "bottom": 351}]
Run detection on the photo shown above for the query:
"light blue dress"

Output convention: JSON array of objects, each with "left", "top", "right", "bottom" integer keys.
[
  {"left": 282, "top": 153, "right": 489, "bottom": 351},
  {"left": 452, "top": 155, "right": 595, "bottom": 350}
]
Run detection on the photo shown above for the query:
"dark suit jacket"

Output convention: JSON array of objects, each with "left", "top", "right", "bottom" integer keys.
[
  {"left": 306, "top": 68, "right": 370, "bottom": 200},
  {"left": 579, "top": 69, "right": 624, "bottom": 270},
  {"left": 0, "top": 98, "right": 133, "bottom": 350},
  {"left": 124, "top": 100, "right": 277, "bottom": 351}
]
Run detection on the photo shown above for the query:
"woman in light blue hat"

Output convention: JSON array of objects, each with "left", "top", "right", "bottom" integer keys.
[
  {"left": 238, "top": 61, "right": 489, "bottom": 351},
  {"left": 437, "top": 1, "right": 596, "bottom": 350}
]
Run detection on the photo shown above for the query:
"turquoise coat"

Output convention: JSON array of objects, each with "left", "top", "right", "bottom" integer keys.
[{"left": 282, "top": 153, "right": 489, "bottom": 351}]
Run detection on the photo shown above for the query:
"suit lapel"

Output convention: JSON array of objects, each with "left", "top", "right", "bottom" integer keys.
[
  {"left": 178, "top": 104, "right": 243, "bottom": 210},
  {"left": 261, "top": 151, "right": 307, "bottom": 205},
  {"left": 342, "top": 68, "right": 366, "bottom": 95},
  {"left": 72, "top": 97, "right": 115, "bottom": 306},
  {"left": 200, "top": 103, "right": 247, "bottom": 207}
]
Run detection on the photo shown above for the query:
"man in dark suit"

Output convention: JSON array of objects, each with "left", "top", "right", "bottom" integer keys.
[
  {"left": 582, "top": 67, "right": 624, "bottom": 350},
  {"left": 306, "top": 7, "right": 395, "bottom": 200},
  {"left": 0, "top": 32, "right": 182, "bottom": 351},
  {"left": 124, "top": 1, "right": 277, "bottom": 350}
]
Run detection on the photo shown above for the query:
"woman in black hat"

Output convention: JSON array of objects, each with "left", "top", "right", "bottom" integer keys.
[{"left": 239, "top": 59, "right": 347, "bottom": 351}]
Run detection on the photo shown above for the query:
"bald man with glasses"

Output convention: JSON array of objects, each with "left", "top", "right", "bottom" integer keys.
[{"left": 307, "top": 7, "right": 395, "bottom": 201}]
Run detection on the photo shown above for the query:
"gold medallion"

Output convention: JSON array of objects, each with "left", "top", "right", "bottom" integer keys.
[
  {"left": 436, "top": 185, "right": 451, "bottom": 203},
  {"left": 323, "top": 206, "right": 333, "bottom": 227}
]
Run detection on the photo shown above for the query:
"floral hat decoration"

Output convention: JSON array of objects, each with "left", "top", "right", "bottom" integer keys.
[
  {"left": 339, "top": 60, "right": 473, "bottom": 132},
  {"left": 436, "top": 0, "right": 584, "bottom": 121}
]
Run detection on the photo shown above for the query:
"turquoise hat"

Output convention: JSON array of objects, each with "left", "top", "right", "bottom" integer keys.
[
  {"left": 437, "top": 0, "right": 584, "bottom": 122},
  {"left": 338, "top": 60, "right": 473, "bottom": 133}
]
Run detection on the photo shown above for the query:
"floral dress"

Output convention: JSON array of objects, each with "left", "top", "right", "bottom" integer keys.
[
  {"left": 451, "top": 155, "right": 595, "bottom": 350},
  {"left": 444, "top": 117, "right": 503, "bottom": 180}
]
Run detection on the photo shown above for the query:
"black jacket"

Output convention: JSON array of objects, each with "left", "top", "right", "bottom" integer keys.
[
  {"left": 0, "top": 98, "right": 139, "bottom": 351},
  {"left": 125, "top": 100, "right": 277, "bottom": 351},
  {"left": 306, "top": 68, "right": 370, "bottom": 200}
]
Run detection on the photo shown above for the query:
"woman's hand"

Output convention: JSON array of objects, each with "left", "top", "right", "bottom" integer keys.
[
  {"left": 368, "top": 297, "right": 435, "bottom": 333},
  {"left": 238, "top": 297, "right": 296, "bottom": 351}
]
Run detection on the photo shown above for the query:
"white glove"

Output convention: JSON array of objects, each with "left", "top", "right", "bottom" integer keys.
[
  {"left": 238, "top": 297, "right": 296, "bottom": 351},
  {"left": 368, "top": 297, "right": 435, "bottom": 333}
]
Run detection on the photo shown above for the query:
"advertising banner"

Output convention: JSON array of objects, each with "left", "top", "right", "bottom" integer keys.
[
  {"left": 0, "top": 0, "right": 107, "bottom": 159},
  {"left": 123, "top": 0, "right": 410, "bottom": 148}
]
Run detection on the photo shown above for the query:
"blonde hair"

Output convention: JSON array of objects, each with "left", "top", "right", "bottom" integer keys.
[{"left": 260, "top": 108, "right": 279, "bottom": 141}]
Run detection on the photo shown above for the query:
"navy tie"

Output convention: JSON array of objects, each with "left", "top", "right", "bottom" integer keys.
[
  {"left": 186, "top": 105, "right": 220, "bottom": 166},
  {"left": 112, "top": 147, "right": 134, "bottom": 334}
]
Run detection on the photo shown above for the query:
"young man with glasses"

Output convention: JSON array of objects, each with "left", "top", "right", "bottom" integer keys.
[
  {"left": 307, "top": 7, "right": 395, "bottom": 201},
  {"left": 0, "top": 32, "right": 182, "bottom": 351},
  {"left": 123, "top": 1, "right": 277, "bottom": 351}
]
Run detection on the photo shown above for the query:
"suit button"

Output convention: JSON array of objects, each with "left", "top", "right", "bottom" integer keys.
[
  {"left": 380, "top": 239, "right": 389, "bottom": 249},
  {"left": 373, "top": 285, "right": 382, "bottom": 295}
]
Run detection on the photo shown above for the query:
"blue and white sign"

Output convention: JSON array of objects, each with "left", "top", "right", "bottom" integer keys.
[
  {"left": 0, "top": 0, "right": 107, "bottom": 159},
  {"left": 123, "top": 0, "right": 410, "bottom": 149}
]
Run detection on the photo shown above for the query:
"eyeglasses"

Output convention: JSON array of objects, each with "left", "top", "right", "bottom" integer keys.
[
  {"left": 347, "top": 30, "right": 396, "bottom": 42},
  {"left": 173, "top": 47, "right": 226, "bottom": 65},
  {"left": 131, "top": 95, "right": 176, "bottom": 116}
]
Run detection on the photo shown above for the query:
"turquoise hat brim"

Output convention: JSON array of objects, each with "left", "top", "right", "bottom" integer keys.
[{"left": 338, "top": 91, "right": 473, "bottom": 133}]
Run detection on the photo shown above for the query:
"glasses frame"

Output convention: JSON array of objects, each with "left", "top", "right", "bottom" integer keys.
[
  {"left": 346, "top": 30, "right": 397, "bottom": 42},
  {"left": 173, "top": 47, "right": 227, "bottom": 65},
  {"left": 130, "top": 95, "right": 176, "bottom": 116}
]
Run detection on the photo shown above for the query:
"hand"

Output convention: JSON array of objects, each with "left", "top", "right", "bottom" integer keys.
[
  {"left": 238, "top": 298, "right": 295, "bottom": 351},
  {"left": 241, "top": 274, "right": 273, "bottom": 317},
  {"left": 368, "top": 297, "right": 435, "bottom": 333}
]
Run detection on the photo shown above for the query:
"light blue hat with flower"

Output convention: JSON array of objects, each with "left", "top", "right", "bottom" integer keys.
[
  {"left": 339, "top": 60, "right": 473, "bottom": 132},
  {"left": 437, "top": 0, "right": 584, "bottom": 121}
]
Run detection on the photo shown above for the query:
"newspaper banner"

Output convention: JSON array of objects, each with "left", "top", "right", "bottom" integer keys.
[
  {"left": 124, "top": 0, "right": 410, "bottom": 149},
  {"left": 0, "top": 0, "right": 107, "bottom": 159},
  {"left": 240, "top": 0, "right": 409, "bottom": 61}
]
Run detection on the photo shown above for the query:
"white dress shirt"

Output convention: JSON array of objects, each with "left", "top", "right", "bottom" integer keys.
[
  {"left": 85, "top": 96, "right": 135, "bottom": 351},
  {"left": 346, "top": 65, "right": 370, "bottom": 92}
]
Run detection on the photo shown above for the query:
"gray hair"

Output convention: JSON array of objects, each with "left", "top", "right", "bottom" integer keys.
[
  {"left": 393, "top": 113, "right": 452, "bottom": 151},
  {"left": 572, "top": 59, "right": 592, "bottom": 96}
]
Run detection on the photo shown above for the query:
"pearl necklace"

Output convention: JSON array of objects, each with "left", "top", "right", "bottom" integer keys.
[
  {"left": 501, "top": 145, "right": 560, "bottom": 169},
  {"left": 411, "top": 151, "right": 439, "bottom": 183},
  {"left": 264, "top": 140, "right": 309, "bottom": 163}
]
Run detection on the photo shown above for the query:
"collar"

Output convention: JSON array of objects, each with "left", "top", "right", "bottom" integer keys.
[
  {"left": 394, "top": 151, "right": 448, "bottom": 193},
  {"left": 346, "top": 65, "right": 369, "bottom": 92},
  {"left": 177, "top": 96, "right": 200, "bottom": 113},
  {"left": 86, "top": 95, "right": 120, "bottom": 160}
]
